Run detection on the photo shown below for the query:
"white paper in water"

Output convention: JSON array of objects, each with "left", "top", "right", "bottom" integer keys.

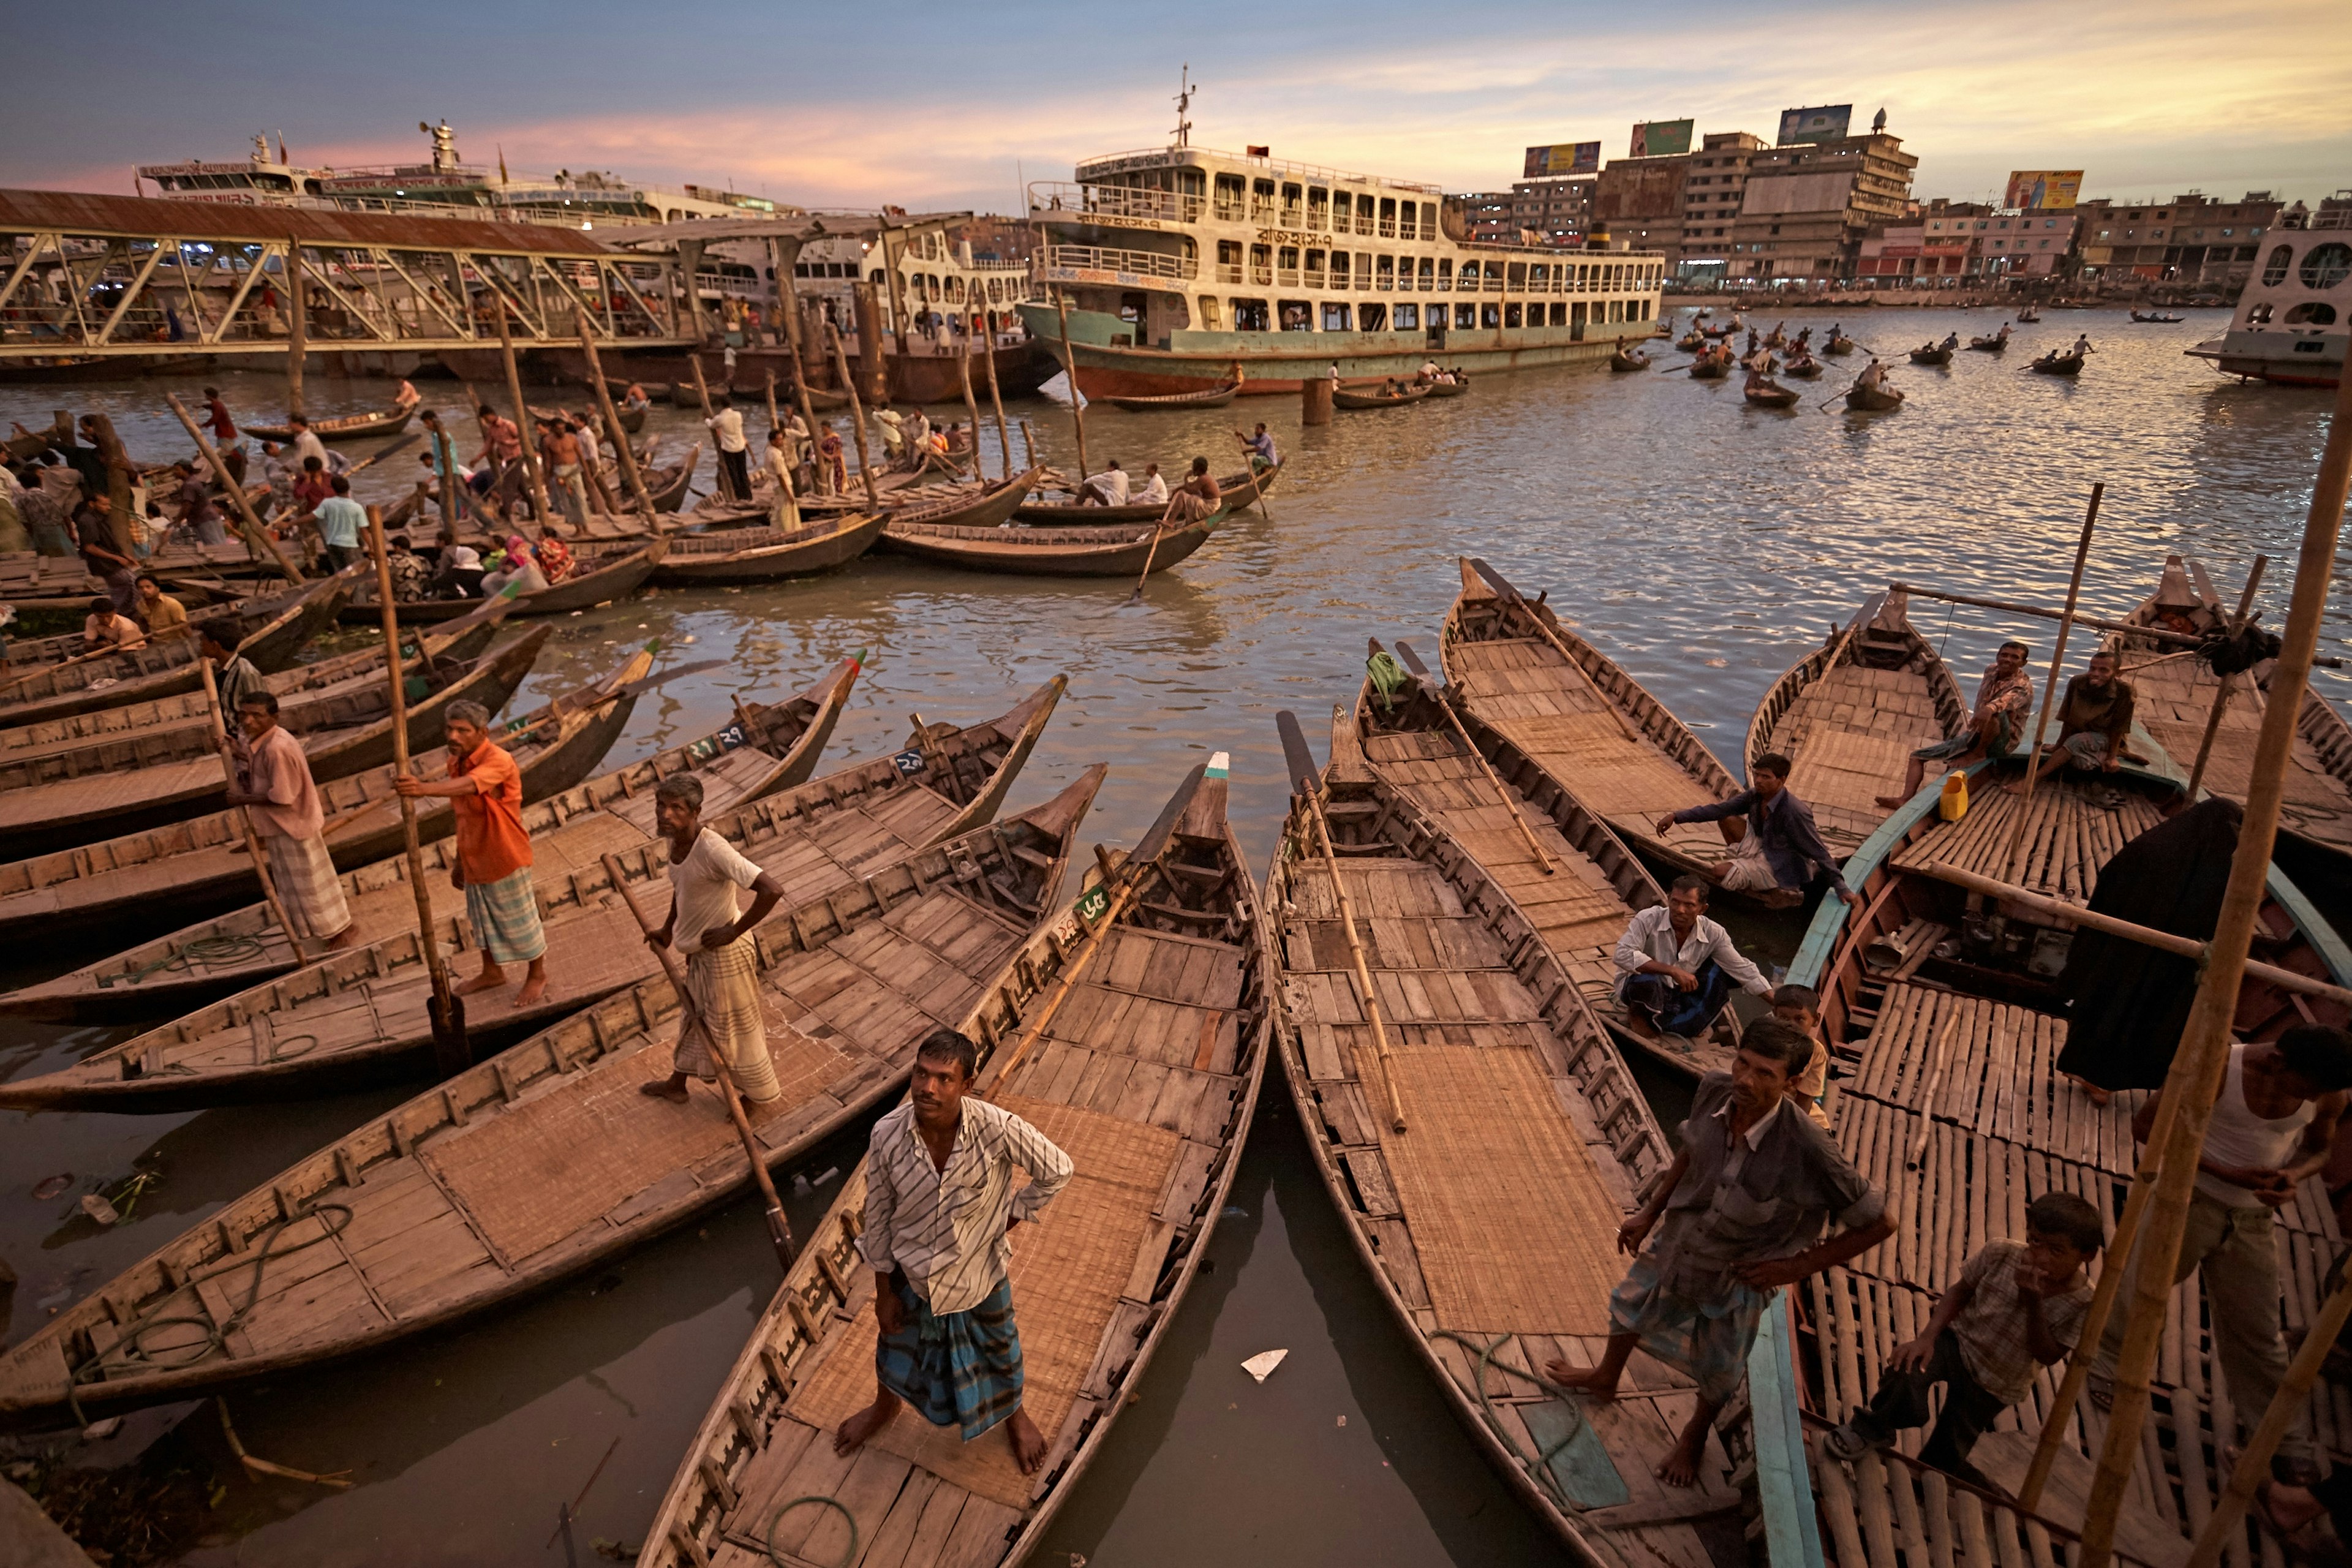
[{"left": 1240, "top": 1349, "right": 1289, "bottom": 1383}]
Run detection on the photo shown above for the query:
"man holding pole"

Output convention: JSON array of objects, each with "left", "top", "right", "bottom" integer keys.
[
  {"left": 220, "top": 688, "right": 356, "bottom": 951},
  {"left": 197, "top": 619, "right": 263, "bottom": 720},
  {"left": 637, "top": 774, "right": 786, "bottom": 1106},
  {"left": 394, "top": 699, "right": 548, "bottom": 1006}
]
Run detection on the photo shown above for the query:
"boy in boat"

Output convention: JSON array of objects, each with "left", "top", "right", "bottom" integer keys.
[
  {"left": 395, "top": 699, "right": 548, "bottom": 1006},
  {"left": 220, "top": 687, "right": 359, "bottom": 953},
  {"left": 2004, "top": 648, "right": 2135, "bottom": 796},
  {"left": 1613, "top": 874, "right": 1774, "bottom": 1039},
  {"left": 1876, "top": 640, "right": 2034, "bottom": 809},
  {"left": 1656, "top": 752, "right": 1856, "bottom": 910},
  {"left": 1825, "top": 1193, "right": 2103, "bottom": 1485},
  {"left": 1771, "top": 984, "right": 1833, "bottom": 1127},
  {"left": 1160, "top": 458, "right": 1221, "bottom": 526},
  {"left": 837, "top": 1027, "right": 1074, "bottom": 1475},
  {"left": 637, "top": 774, "right": 786, "bottom": 1106},
  {"left": 1547, "top": 1018, "right": 1893, "bottom": 1487}
]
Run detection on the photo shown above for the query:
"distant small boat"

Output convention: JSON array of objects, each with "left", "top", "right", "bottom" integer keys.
[
  {"left": 1675, "top": 330, "right": 1706, "bottom": 351},
  {"left": 1104, "top": 382, "right": 1242, "bottom": 412},
  {"left": 1782, "top": 353, "right": 1824, "bottom": 379},
  {"left": 1967, "top": 334, "right": 2010, "bottom": 353},
  {"left": 1608, "top": 347, "right": 1651, "bottom": 372},
  {"left": 1908, "top": 345, "right": 1954, "bottom": 366},
  {"left": 2030, "top": 351, "right": 2086, "bottom": 376},
  {"left": 1689, "top": 349, "right": 1733, "bottom": 380},
  {"left": 1332, "top": 384, "right": 1430, "bottom": 409},
  {"left": 2016, "top": 306, "right": 2043, "bottom": 323},
  {"left": 238, "top": 404, "right": 417, "bottom": 443},
  {"left": 1845, "top": 380, "right": 1905, "bottom": 412},
  {"left": 2131, "top": 310, "right": 2185, "bottom": 323},
  {"left": 1422, "top": 376, "right": 1469, "bottom": 397},
  {"left": 1744, "top": 374, "right": 1802, "bottom": 408},
  {"left": 1823, "top": 334, "right": 1858, "bottom": 356}
]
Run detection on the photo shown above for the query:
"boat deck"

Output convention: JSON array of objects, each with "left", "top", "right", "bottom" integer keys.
[{"left": 1766, "top": 663, "right": 1951, "bottom": 858}]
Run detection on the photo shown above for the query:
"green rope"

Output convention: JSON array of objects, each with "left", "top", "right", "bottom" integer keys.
[
  {"left": 765, "top": 1495, "right": 858, "bottom": 1568},
  {"left": 101, "top": 933, "right": 271, "bottom": 990},
  {"left": 1366, "top": 649, "right": 1410, "bottom": 712},
  {"left": 1428, "top": 1329, "right": 1594, "bottom": 1513}
]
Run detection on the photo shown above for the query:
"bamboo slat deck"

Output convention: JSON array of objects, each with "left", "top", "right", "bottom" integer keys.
[
  {"left": 1439, "top": 558, "right": 1749, "bottom": 892},
  {"left": 2120, "top": 556, "right": 2352, "bottom": 870},
  {"left": 1766, "top": 763, "right": 2352, "bottom": 1568},
  {"left": 635, "top": 760, "right": 1264, "bottom": 1568},
  {"left": 0, "top": 774, "right": 1102, "bottom": 1434},
  {"left": 1746, "top": 593, "right": 1969, "bottom": 859},
  {"left": 1265, "top": 708, "right": 1736, "bottom": 1566}
]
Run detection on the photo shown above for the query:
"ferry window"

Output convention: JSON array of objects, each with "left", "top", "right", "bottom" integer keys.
[
  {"left": 2301, "top": 244, "right": 2351, "bottom": 290},
  {"left": 1417, "top": 257, "right": 1435, "bottom": 290},
  {"left": 1506, "top": 263, "right": 1526, "bottom": 291},
  {"left": 1455, "top": 303, "right": 1476, "bottom": 329},
  {"left": 1376, "top": 255, "right": 1395, "bottom": 290},
  {"left": 1305, "top": 248, "right": 1327, "bottom": 277},
  {"left": 1322, "top": 302, "right": 1351, "bottom": 331},
  {"left": 1199, "top": 296, "right": 1223, "bottom": 329},
  {"left": 1360, "top": 303, "right": 1387, "bottom": 331},
  {"left": 1278, "top": 246, "right": 1300, "bottom": 273},
  {"left": 2263, "top": 245, "right": 2293, "bottom": 285},
  {"left": 1215, "top": 174, "right": 1246, "bottom": 220},
  {"left": 1481, "top": 303, "right": 1501, "bottom": 329},
  {"left": 1421, "top": 203, "right": 1438, "bottom": 236},
  {"left": 1308, "top": 187, "right": 1329, "bottom": 230},
  {"left": 1330, "top": 252, "right": 1351, "bottom": 285},
  {"left": 1252, "top": 179, "right": 1276, "bottom": 220},
  {"left": 1232, "top": 298, "right": 1270, "bottom": 331},
  {"left": 1400, "top": 203, "right": 1416, "bottom": 241},
  {"left": 1379, "top": 198, "right": 1396, "bottom": 238},
  {"left": 1357, "top": 195, "right": 1376, "bottom": 235},
  {"left": 1395, "top": 303, "right": 1419, "bottom": 329},
  {"left": 1437, "top": 258, "right": 1453, "bottom": 292},
  {"left": 1250, "top": 244, "right": 1272, "bottom": 284},
  {"left": 1359, "top": 253, "right": 1376, "bottom": 291},
  {"left": 1282, "top": 183, "right": 1303, "bottom": 221},
  {"left": 2246, "top": 303, "right": 2273, "bottom": 324},
  {"left": 1550, "top": 302, "right": 1568, "bottom": 326},
  {"left": 793, "top": 262, "right": 812, "bottom": 277},
  {"left": 2285, "top": 303, "right": 2339, "bottom": 326},
  {"left": 1504, "top": 303, "right": 1523, "bottom": 328},
  {"left": 1279, "top": 300, "right": 1312, "bottom": 331}
]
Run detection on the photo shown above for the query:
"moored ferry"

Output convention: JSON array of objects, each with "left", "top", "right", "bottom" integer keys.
[
  {"left": 1018, "top": 121, "right": 1665, "bottom": 396},
  {"left": 2187, "top": 195, "right": 2348, "bottom": 388}
]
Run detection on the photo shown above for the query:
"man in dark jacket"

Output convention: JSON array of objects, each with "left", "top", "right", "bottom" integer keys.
[{"left": 1659, "top": 752, "right": 1857, "bottom": 909}]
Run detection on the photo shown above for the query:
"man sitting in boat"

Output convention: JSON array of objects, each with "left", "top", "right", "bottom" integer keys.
[
  {"left": 1234, "top": 422, "right": 1278, "bottom": 470},
  {"left": 431, "top": 530, "right": 485, "bottom": 598},
  {"left": 1546, "top": 1017, "right": 1893, "bottom": 1487},
  {"left": 621, "top": 384, "right": 652, "bottom": 417},
  {"left": 1077, "top": 459, "right": 1129, "bottom": 507},
  {"left": 1876, "top": 640, "right": 2034, "bottom": 810},
  {"left": 835, "top": 1027, "right": 1074, "bottom": 1476},
  {"left": 83, "top": 595, "right": 142, "bottom": 654},
  {"left": 1656, "top": 751, "right": 1857, "bottom": 910},
  {"left": 1611, "top": 875, "right": 1774, "bottom": 1039},
  {"left": 1134, "top": 462, "right": 1167, "bottom": 506},
  {"left": 2004, "top": 649, "right": 2135, "bottom": 797},
  {"left": 1161, "top": 458, "right": 1221, "bottom": 526}
]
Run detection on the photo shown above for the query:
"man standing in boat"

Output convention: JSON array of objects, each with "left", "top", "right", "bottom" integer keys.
[
  {"left": 1876, "top": 639, "right": 2034, "bottom": 810},
  {"left": 394, "top": 700, "right": 548, "bottom": 1006},
  {"left": 836, "top": 1027, "right": 1073, "bottom": 1475},
  {"left": 219, "top": 688, "right": 358, "bottom": 953},
  {"left": 706, "top": 399, "right": 750, "bottom": 502},
  {"left": 1657, "top": 752, "right": 1857, "bottom": 910},
  {"left": 638, "top": 774, "right": 786, "bottom": 1107},
  {"left": 1548, "top": 1018, "right": 1893, "bottom": 1487}
]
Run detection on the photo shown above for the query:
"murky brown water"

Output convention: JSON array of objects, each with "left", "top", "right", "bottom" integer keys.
[{"left": 4, "top": 307, "right": 2347, "bottom": 1565}]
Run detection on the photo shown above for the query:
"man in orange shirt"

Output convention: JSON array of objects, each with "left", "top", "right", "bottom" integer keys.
[{"left": 394, "top": 699, "right": 548, "bottom": 1005}]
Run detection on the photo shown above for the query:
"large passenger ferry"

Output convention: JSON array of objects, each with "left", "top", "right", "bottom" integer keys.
[
  {"left": 1017, "top": 101, "right": 1666, "bottom": 396},
  {"left": 2186, "top": 195, "right": 2348, "bottom": 388}
]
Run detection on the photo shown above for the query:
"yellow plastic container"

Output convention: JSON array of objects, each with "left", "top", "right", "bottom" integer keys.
[{"left": 1938, "top": 770, "right": 1970, "bottom": 822}]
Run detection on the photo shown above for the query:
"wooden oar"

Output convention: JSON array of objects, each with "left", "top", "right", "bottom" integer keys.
[
  {"left": 367, "top": 503, "right": 467, "bottom": 1074},
  {"left": 1464, "top": 557, "right": 1646, "bottom": 746},
  {"left": 493, "top": 658, "right": 725, "bottom": 747},
  {"left": 601, "top": 853, "right": 797, "bottom": 1270},
  {"left": 197, "top": 657, "right": 307, "bottom": 962},
  {"left": 1128, "top": 514, "right": 1173, "bottom": 603},
  {"left": 1387, "top": 639, "right": 1555, "bottom": 874},
  {"left": 1053, "top": 290, "right": 1091, "bottom": 483},
  {"left": 1277, "top": 709, "right": 1406, "bottom": 1133}
]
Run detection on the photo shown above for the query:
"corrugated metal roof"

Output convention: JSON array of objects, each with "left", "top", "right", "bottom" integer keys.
[
  {"left": 0, "top": 189, "right": 612, "bottom": 256},
  {"left": 603, "top": 212, "right": 973, "bottom": 249}
]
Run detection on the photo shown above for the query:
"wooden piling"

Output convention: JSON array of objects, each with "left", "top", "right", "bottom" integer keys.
[{"left": 826, "top": 323, "right": 882, "bottom": 509}]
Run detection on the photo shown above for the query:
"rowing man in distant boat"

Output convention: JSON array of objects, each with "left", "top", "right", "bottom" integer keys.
[
  {"left": 1234, "top": 422, "right": 1277, "bottom": 470},
  {"left": 1876, "top": 640, "right": 2034, "bottom": 810}
]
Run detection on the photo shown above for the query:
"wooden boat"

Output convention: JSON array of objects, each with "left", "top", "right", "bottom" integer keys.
[
  {"left": 669, "top": 380, "right": 726, "bottom": 408},
  {"left": 2130, "top": 309, "right": 2185, "bottom": 323},
  {"left": 648, "top": 511, "right": 888, "bottom": 586},
  {"left": 884, "top": 505, "right": 1229, "bottom": 578},
  {"left": 0, "top": 626, "right": 548, "bottom": 861},
  {"left": 1745, "top": 761, "right": 2352, "bottom": 1568},
  {"left": 1744, "top": 375, "right": 1803, "bottom": 408},
  {"left": 1690, "top": 350, "right": 1733, "bottom": 380},
  {"left": 1330, "top": 384, "right": 1429, "bottom": 409},
  {"left": 1675, "top": 330, "right": 1706, "bottom": 351},
  {"left": 1607, "top": 347, "right": 1649, "bottom": 372},
  {"left": 1441, "top": 558, "right": 1769, "bottom": 899},
  {"left": 888, "top": 469, "right": 1039, "bottom": 530},
  {"left": 1907, "top": 345, "right": 1954, "bottom": 366},
  {"left": 637, "top": 758, "right": 1263, "bottom": 1568},
  {"left": 1824, "top": 334, "right": 1858, "bottom": 355},
  {"left": 2017, "top": 306, "right": 2043, "bottom": 323},
  {"left": 1744, "top": 590, "right": 1969, "bottom": 864},
  {"left": 1263, "top": 705, "right": 1707, "bottom": 1564},
  {"left": 2030, "top": 350, "right": 2085, "bottom": 375},
  {"left": 4, "top": 657, "right": 1046, "bottom": 1023},
  {"left": 1844, "top": 380, "right": 1906, "bottom": 411},
  {"left": 338, "top": 541, "right": 666, "bottom": 624},
  {"left": 236, "top": 404, "right": 418, "bottom": 443},
  {"left": 0, "top": 679, "right": 1070, "bottom": 1113},
  {"left": 1967, "top": 334, "right": 2009, "bottom": 352},
  {"left": 2119, "top": 554, "right": 2352, "bottom": 892},
  {"left": 1102, "top": 381, "right": 1241, "bottom": 411},
  {"left": 1782, "top": 354, "right": 1824, "bottom": 379},
  {"left": 1012, "top": 463, "right": 1278, "bottom": 525},
  {"left": 0, "top": 568, "right": 356, "bottom": 731},
  {"left": 0, "top": 646, "right": 660, "bottom": 953},
  {"left": 615, "top": 402, "right": 649, "bottom": 434},
  {"left": 1423, "top": 376, "right": 1468, "bottom": 396},
  {"left": 1763, "top": 326, "right": 1787, "bottom": 349},
  {"left": 0, "top": 771, "right": 1104, "bottom": 1432}
]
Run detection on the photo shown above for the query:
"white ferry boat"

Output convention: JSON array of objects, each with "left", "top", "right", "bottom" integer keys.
[
  {"left": 2186, "top": 196, "right": 2348, "bottom": 388},
  {"left": 1018, "top": 106, "right": 1665, "bottom": 396}
]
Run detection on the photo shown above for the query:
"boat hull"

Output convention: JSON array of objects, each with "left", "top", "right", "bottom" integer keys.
[{"left": 648, "top": 511, "right": 888, "bottom": 585}]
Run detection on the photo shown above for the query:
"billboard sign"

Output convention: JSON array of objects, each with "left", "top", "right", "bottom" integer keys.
[
  {"left": 2004, "top": 170, "right": 2083, "bottom": 211},
  {"left": 1629, "top": 119, "right": 1694, "bottom": 159},
  {"left": 1777, "top": 105, "right": 1853, "bottom": 145},
  {"left": 1523, "top": 141, "right": 1601, "bottom": 178}
]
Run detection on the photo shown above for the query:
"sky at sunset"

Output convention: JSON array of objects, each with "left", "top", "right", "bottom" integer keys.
[{"left": 9, "top": 0, "right": 2346, "bottom": 215}]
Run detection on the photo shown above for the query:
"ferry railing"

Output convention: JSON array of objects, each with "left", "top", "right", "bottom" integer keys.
[
  {"left": 1249, "top": 199, "right": 1276, "bottom": 222},
  {"left": 1214, "top": 263, "right": 1243, "bottom": 284},
  {"left": 1027, "top": 183, "right": 1203, "bottom": 225},
  {"left": 1041, "top": 244, "right": 1197, "bottom": 281},
  {"left": 1378, "top": 218, "right": 1396, "bottom": 238},
  {"left": 1303, "top": 269, "right": 1327, "bottom": 290},
  {"left": 1213, "top": 199, "right": 1245, "bottom": 222},
  {"left": 1375, "top": 273, "right": 1394, "bottom": 291},
  {"left": 1251, "top": 265, "right": 1273, "bottom": 285},
  {"left": 1276, "top": 268, "right": 1300, "bottom": 288}
]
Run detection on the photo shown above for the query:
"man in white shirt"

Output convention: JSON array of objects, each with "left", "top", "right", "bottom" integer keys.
[
  {"left": 287, "top": 414, "right": 330, "bottom": 474},
  {"left": 836, "top": 1027, "right": 1073, "bottom": 1473},
  {"left": 638, "top": 774, "right": 785, "bottom": 1105},
  {"left": 1134, "top": 462, "right": 1168, "bottom": 505},
  {"left": 706, "top": 404, "right": 750, "bottom": 501},
  {"left": 1614, "top": 875, "right": 1773, "bottom": 1038},
  {"left": 1080, "top": 458, "right": 1129, "bottom": 506}
]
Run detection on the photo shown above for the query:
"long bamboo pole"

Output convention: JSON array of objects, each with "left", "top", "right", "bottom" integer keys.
[
  {"left": 826, "top": 323, "right": 883, "bottom": 509},
  {"left": 573, "top": 311, "right": 657, "bottom": 520},
  {"left": 1997, "top": 484, "right": 2103, "bottom": 885},
  {"left": 1053, "top": 290, "right": 1091, "bottom": 481},
  {"left": 979, "top": 304, "right": 1013, "bottom": 487},
  {"left": 367, "top": 503, "right": 467, "bottom": 1074},
  {"left": 2075, "top": 368, "right": 2352, "bottom": 1568},
  {"left": 1303, "top": 784, "right": 1406, "bottom": 1133},
  {"left": 1890, "top": 580, "right": 2344, "bottom": 668},
  {"left": 196, "top": 657, "right": 306, "bottom": 960},
  {"left": 2188, "top": 557, "right": 2269, "bottom": 797},
  {"left": 957, "top": 319, "right": 987, "bottom": 481},
  {"left": 284, "top": 254, "right": 306, "bottom": 418},
  {"left": 771, "top": 263, "right": 827, "bottom": 497},
  {"left": 1384, "top": 640, "right": 1557, "bottom": 874},
  {"left": 165, "top": 394, "right": 305, "bottom": 582},
  {"left": 688, "top": 356, "right": 731, "bottom": 501},
  {"left": 492, "top": 299, "right": 554, "bottom": 529}
]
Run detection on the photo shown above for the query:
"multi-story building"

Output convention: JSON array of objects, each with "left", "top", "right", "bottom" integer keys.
[
  {"left": 2075, "top": 192, "right": 2283, "bottom": 287},
  {"left": 1510, "top": 176, "right": 1596, "bottom": 246},
  {"left": 1856, "top": 201, "right": 2078, "bottom": 283},
  {"left": 1721, "top": 113, "right": 1916, "bottom": 284},
  {"left": 1455, "top": 191, "right": 1520, "bottom": 244},
  {"left": 1591, "top": 132, "right": 1767, "bottom": 276},
  {"left": 1674, "top": 134, "right": 1768, "bottom": 264}
]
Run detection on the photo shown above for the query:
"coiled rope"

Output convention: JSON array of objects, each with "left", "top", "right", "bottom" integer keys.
[
  {"left": 102, "top": 933, "right": 271, "bottom": 990},
  {"left": 765, "top": 1494, "right": 858, "bottom": 1567},
  {"left": 1428, "top": 1329, "right": 1596, "bottom": 1513}
]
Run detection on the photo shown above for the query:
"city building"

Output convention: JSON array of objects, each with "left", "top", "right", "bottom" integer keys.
[
  {"left": 2074, "top": 192, "right": 2283, "bottom": 287},
  {"left": 1454, "top": 191, "right": 1520, "bottom": 244},
  {"left": 1858, "top": 200, "right": 2077, "bottom": 282},
  {"left": 1592, "top": 131, "right": 1767, "bottom": 277},
  {"left": 1719, "top": 110, "right": 1916, "bottom": 284},
  {"left": 1510, "top": 176, "right": 1596, "bottom": 246}
]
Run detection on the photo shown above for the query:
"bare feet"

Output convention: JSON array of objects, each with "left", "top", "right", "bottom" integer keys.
[
  {"left": 1542, "top": 1359, "right": 1621, "bottom": 1402},
  {"left": 1873, "top": 794, "right": 1906, "bottom": 810},
  {"left": 514, "top": 963, "right": 549, "bottom": 1008},
  {"left": 639, "top": 1076, "right": 691, "bottom": 1104},
  {"left": 323, "top": 927, "right": 360, "bottom": 951},
  {"left": 456, "top": 965, "right": 509, "bottom": 997},
  {"left": 1006, "top": 1408, "right": 1048, "bottom": 1474},
  {"left": 834, "top": 1393, "right": 899, "bottom": 1457},
  {"left": 1655, "top": 1425, "right": 1707, "bottom": 1488}
]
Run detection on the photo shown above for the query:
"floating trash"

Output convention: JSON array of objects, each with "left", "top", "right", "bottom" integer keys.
[
  {"left": 1240, "top": 1348, "right": 1288, "bottom": 1383},
  {"left": 32, "top": 1174, "right": 71, "bottom": 1200},
  {"left": 79, "top": 1194, "right": 120, "bottom": 1226}
]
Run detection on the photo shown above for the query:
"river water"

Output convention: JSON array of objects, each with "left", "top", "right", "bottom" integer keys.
[{"left": 2, "top": 307, "right": 2346, "bottom": 1566}]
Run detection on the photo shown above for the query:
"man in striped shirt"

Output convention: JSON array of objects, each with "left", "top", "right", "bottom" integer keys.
[{"left": 835, "top": 1028, "right": 1073, "bottom": 1472}]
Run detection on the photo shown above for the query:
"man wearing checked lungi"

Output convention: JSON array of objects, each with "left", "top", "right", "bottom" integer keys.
[
  {"left": 395, "top": 700, "right": 548, "bottom": 1006},
  {"left": 835, "top": 1028, "right": 1074, "bottom": 1474},
  {"left": 1547, "top": 1019, "right": 1893, "bottom": 1488},
  {"left": 636, "top": 774, "right": 786, "bottom": 1105},
  {"left": 219, "top": 688, "right": 356, "bottom": 951}
]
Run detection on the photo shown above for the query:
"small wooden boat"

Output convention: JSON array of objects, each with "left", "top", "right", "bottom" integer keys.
[
  {"left": 669, "top": 380, "right": 726, "bottom": 408},
  {"left": 614, "top": 402, "right": 649, "bottom": 434},
  {"left": 1744, "top": 590, "right": 1968, "bottom": 864},
  {"left": 0, "top": 644, "right": 662, "bottom": 954},
  {"left": 1907, "top": 345, "right": 1953, "bottom": 366},
  {"left": 1103, "top": 380, "right": 1242, "bottom": 412},
  {"left": 2130, "top": 309, "right": 2185, "bottom": 323},
  {"left": 1702, "top": 323, "right": 1736, "bottom": 340},
  {"left": 1012, "top": 463, "right": 1278, "bottom": 525},
  {"left": 0, "top": 627, "right": 548, "bottom": 862},
  {"left": 887, "top": 502, "right": 1229, "bottom": 578},
  {"left": 338, "top": 541, "right": 666, "bottom": 624},
  {"left": 2030, "top": 350, "right": 2084, "bottom": 375},
  {"left": 648, "top": 511, "right": 888, "bottom": 586},
  {"left": 1844, "top": 379, "right": 1906, "bottom": 411},
  {"left": 1422, "top": 376, "right": 1469, "bottom": 396},
  {"left": 1675, "top": 330, "right": 1706, "bottom": 351},
  {"left": 1744, "top": 374, "right": 1803, "bottom": 408},
  {"left": 2017, "top": 306, "right": 2043, "bottom": 323},
  {"left": 1824, "top": 334, "right": 1858, "bottom": 355},
  {"left": 1690, "top": 349, "right": 1733, "bottom": 380},
  {"left": 1967, "top": 333, "right": 2009, "bottom": 353},
  {"left": 1330, "top": 384, "right": 1429, "bottom": 409},
  {"left": 887, "top": 469, "right": 1039, "bottom": 529},
  {"left": 1782, "top": 353, "right": 1825, "bottom": 379},
  {"left": 1264, "top": 706, "right": 1700, "bottom": 1563},
  {"left": 0, "top": 569, "right": 356, "bottom": 731},
  {"left": 0, "top": 770, "right": 1104, "bottom": 1431},
  {"left": 1608, "top": 347, "right": 1651, "bottom": 371},
  {"left": 236, "top": 404, "right": 418, "bottom": 443},
  {"left": 1763, "top": 325, "right": 1787, "bottom": 349}
]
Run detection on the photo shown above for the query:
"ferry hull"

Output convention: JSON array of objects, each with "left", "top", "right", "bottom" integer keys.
[{"left": 2187, "top": 348, "right": 2343, "bottom": 390}]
